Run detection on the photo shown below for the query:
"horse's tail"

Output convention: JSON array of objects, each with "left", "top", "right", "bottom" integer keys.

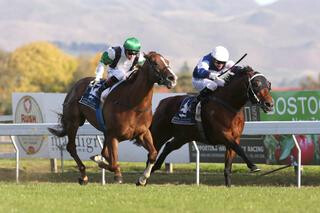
[{"left": 48, "top": 113, "right": 67, "bottom": 137}]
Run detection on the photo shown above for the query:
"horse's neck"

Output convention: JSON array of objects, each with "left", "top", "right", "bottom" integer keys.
[
  {"left": 126, "top": 65, "right": 154, "bottom": 108},
  {"left": 217, "top": 76, "right": 249, "bottom": 110}
]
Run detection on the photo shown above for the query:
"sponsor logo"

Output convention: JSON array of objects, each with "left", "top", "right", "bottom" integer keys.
[{"left": 15, "top": 96, "right": 45, "bottom": 155}]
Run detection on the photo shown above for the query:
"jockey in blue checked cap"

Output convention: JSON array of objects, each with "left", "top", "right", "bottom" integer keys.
[{"left": 192, "top": 45, "right": 235, "bottom": 101}]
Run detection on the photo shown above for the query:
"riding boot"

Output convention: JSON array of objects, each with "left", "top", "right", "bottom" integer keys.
[
  {"left": 196, "top": 87, "right": 213, "bottom": 102},
  {"left": 191, "top": 87, "right": 213, "bottom": 113},
  {"left": 104, "top": 76, "right": 119, "bottom": 88},
  {"left": 96, "top": 76, "right": 119, "bottom": 97}
]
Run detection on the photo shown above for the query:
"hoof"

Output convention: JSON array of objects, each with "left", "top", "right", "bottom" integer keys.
[
  {"left": 78, "top": 177, "right": 89, "bottom": 185},
  {"left": 136, "top": 177, "right": 148, "bottom": 186},
  {"left": 89, "top": 155, "right": 99, "bottom": 163},
  {"left": 114, "top": 176, "right": 123, "bottom": 184},
  {"left": 250, "top": 165, "right": 261, "bottom": 173}
]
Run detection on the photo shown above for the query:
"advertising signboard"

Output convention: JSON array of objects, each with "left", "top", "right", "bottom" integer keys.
[
  {"left": 261, "top": 91, "right": 320, "bottom": 165},
  {"left": 12, "top": 92, "right": 189, "bottom": 163}
]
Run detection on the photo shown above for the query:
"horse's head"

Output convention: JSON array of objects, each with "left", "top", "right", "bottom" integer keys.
[
  {"left": 226, "top": 66, "right": 274, "bottom": 113},
  {"left": 144, "top": 52, "right": 177, "bottom": 89},
  {"left": 245, "top": 67, "right": 274, "bottom": 112}
]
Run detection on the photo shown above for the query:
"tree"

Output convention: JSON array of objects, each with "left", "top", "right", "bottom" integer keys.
[
  {"left": 8, "top": 41, "right": 78, "bottom": 92},
  {"left": 70, "top": 53, "right": 102, "bottom": 87},
  {"left": 0, "top": 42, "right": 78, "bottom": 114},
  {"left": 0, "top": 49, "right": 13, "bottom": 114},
  {"left": 172, "top": 61, "right": 196, "bottom": 93},
  {"left": 180, "top": 61, "right": 191, "bottom": 74},
  {"left": 300, "top": 73, "right": 320, "bottom": 90}
]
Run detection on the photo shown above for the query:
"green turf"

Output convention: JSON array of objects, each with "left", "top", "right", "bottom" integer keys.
[{"left": 0, "top": 159, "right": 320, "bottom": 213}]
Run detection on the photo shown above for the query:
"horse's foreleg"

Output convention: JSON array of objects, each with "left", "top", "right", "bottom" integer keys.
[
  {"left": 106, "top": 137, "right": 122, "bottom": 183},
  {"left": 229, "top": 142, "right": 260, "bottom": 172},
  {"left": 66, "top": 126, "right": 88, "bottom": 185},
  {"left": 224, "top": 147, "right": 236, "bottom": 187},
  {"left": 136, "top": 130, "right": 157, "bottom": 186}
]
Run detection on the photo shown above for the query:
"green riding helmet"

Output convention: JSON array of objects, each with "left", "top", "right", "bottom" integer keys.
[{"left": 123, "top": 37, "right": 141, "bottom": 53}]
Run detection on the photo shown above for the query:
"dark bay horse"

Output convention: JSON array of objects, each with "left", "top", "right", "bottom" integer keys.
[
  {"left": 49, "top": 52, "right": 177, "bottom": 185},
  {"left": 149, "top": 66, "right": 273, "bottom": 186}
]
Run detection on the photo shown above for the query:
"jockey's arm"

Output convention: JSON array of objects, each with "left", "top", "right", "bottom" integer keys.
[
  {"left": 137, "top": 53, "right": 145, "bottom": 66},
  {"left": 192, "top": 59, "right": 211, "bottom": 79},
  {"left": 94, "top": 47, "right": 116, "bottom": 81}
]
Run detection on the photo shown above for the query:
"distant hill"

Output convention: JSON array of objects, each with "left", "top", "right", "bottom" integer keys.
[
  {"left": 52, "top": 41, "right": 107, "bottom": 55},
  {"left": 0, "top": 0, "right": 319, "bottom": 87}
]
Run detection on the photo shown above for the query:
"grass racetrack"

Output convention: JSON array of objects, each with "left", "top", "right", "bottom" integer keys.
[{"left": 0, "top": 159, "right": 320, "bottom": 213}]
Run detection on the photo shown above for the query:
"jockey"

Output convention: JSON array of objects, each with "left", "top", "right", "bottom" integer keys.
[
  {"left": 91, "top": 37, "right": 145, "bottom": 93},
  {"left": 192, "top": 45, "right": 235, "bottom": 101}
]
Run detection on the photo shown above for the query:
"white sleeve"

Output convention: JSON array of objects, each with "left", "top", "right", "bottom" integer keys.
[{"left": 95, "top": 62, "right": 105, "bottom": 80}]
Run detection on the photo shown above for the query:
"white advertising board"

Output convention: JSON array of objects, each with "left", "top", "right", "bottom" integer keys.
[{"left": 12, "top": 92, "right": 189, "bottom": 162}]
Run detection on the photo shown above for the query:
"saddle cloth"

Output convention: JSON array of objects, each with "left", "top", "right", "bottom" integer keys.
[
  {"left": 79, "top": 80, "right": 106, "bottom": 132},
  {"left": 79, "top": 80, "right": 106, "bottom": 110},
  {"left": 171, "top": 96, "right": 197, "bottom": 125}
]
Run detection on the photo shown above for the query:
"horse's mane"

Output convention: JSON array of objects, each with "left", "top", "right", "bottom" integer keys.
[
  {"left": 223, "top": 66, "right": 255, "bottom": 86},
  {"left": 212, "top": 66, "right": 255, "bottom": 95},
  {"left": 232, "top": 65, "right": 254, "bottom": 77},
  {"left": 123, "top": 51, "right": 159, "bottom": 85}
]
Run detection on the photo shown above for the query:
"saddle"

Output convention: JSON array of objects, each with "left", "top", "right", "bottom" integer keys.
[{"left": 171, "top": 96, "right": 198, "bottom": 125}]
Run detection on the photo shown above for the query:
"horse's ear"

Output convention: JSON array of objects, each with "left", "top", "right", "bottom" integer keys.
[
  {"left": 268, "top": 81, "right": 272, "bottom": 90},
  {"left": 143, "top": 52, "right": 149, "bottom": 60}
]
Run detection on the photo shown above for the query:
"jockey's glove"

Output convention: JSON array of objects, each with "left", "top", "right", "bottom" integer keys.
[
  {"left": 90, "top": 78, "right": 99, "bottom": 86},
  {"left": 214, "top": 77, "right": 225, "bottom": 87},
  {"left": 219, "top": 71, "right": 235, "bottom": 81},
  {"left": 209, "top": 72, "right": 225, "bottom": 86},
  {"left": 209, "top": 72, "right": 219, "bottom": 80}
]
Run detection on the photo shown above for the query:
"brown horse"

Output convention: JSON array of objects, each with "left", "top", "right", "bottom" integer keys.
[
  {"left": 149, "top": 66, "right": 273, "bottom": 186},
  {"left": 48, "top": 51, "right": 177, "bottom": 185}
]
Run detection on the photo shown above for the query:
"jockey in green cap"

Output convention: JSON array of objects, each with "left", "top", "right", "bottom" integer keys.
[{"left": 91, "top": 37, "right": 145, "bottom": 98}]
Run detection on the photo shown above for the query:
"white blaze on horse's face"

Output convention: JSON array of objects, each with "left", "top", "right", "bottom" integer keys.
[{"left": 160, "top": 56, "right": 178, "bottom": 88}]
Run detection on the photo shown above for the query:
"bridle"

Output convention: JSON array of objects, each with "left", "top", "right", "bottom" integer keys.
[
  {"left": 247, "top": 73, "right": 270, "bottom": 105},
  {"left": 146, "top": 56, "right": 171, "bottom": 85}
]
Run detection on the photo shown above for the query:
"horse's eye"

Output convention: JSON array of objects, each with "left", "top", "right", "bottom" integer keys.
[
  {"left": 151, "top": 61, "right": 158, "bottom": 66},
  {"left": 253, "top": 81, "right": 262, "bottom": 88}
]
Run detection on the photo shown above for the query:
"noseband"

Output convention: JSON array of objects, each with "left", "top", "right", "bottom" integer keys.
[{"left": 247, "top": 73, "right": 269, "bottom": 105}]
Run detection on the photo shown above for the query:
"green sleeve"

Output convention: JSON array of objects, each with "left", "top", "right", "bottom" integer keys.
[
  {"left": 100, "top": 51, "right": 113, "bottom": 65},
  {"left": 137, "top": 54, "right": 145, "bottom": 66}
]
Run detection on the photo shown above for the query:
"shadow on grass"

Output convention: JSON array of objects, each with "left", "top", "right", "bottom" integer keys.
[{"left": 1, "top": 166, "right": 319, "bottom": 187}]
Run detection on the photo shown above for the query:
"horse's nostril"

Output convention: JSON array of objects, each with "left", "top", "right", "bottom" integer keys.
[
  {"left": 266, "top": 102, "right": 274, "bottom": 108},
  {"left": 167, "top": 75, "right": 175, "bottom": 82}
]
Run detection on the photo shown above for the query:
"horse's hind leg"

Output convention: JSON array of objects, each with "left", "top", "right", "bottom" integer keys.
[
  {"left": 228, "top": 141, "right": 260, "bottom": 172},
  {"left": 66, "top": 123, "right": 88, "bottom": 185},
  {"left": 100, "top": 135, "right": 123, "bottom": 183},
  {"left": 224, "top": 147, "right": 236, "bottom": 187}
]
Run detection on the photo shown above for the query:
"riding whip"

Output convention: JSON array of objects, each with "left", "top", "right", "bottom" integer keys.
[{"left": 218, "top": 53, "right": 247, "bottom": 77}]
